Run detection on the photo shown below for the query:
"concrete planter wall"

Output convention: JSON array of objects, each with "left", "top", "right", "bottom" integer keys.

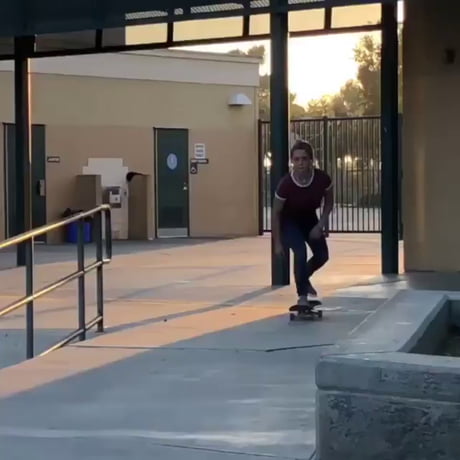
[{"left": 315, "top": 290, "right": 460, "bottom": 460}]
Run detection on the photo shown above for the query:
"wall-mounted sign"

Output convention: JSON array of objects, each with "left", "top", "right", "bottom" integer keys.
[
  {"left": 194, "top": 143, "right": 206, "bottom": 160},
  {"left": 47, "top": 156, "right": 60, "bottom": 163},
  {"left": 167, "top": 153, "right": 178, "bottom": 170},
  {"left": 195, "top": 158, "right": 209, "bottom": 165}
]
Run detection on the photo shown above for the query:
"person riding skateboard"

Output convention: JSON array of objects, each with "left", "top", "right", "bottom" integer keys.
[{"left": 272, "top": 139, "right": 334, "bottom": 307}]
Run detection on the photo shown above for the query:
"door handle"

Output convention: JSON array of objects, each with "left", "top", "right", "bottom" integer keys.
[
  {"left": 183, "top": 183, "right": 188, "bottom": 191},
  {"left": 36, "top": 179, "right": 45, "bottom": 197}
]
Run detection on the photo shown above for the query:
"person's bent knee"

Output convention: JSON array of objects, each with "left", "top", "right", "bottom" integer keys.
[{"left": 317, "top": 250, "right": 329, "bottom": 267}]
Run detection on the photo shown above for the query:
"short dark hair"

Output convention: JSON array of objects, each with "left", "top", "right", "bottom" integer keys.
[{"left": 290, "top": 139, "right": 314, "bottom": 160}]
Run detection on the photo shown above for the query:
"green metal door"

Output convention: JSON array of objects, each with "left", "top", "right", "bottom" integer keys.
[
  {"left": 155, "top": 128, "right": 189, "bottom": 237},
  {"left": 4, "top": 124, "right": 47, "bottom": 241}
]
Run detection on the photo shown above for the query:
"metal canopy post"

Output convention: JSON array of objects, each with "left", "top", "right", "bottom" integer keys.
[
  {"left": 270, "top": 0, "right": 290, "bottom": 286},
  {"left": 14, "top": 36, "right": 35, "bottom": 267},
  {"left": 380, "top": 1, "right": 399, "bottom": 274}
]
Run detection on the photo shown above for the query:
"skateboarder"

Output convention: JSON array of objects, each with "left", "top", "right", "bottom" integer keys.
[{"left": 272, "top": 139, "right": 334, "bottom": 307}]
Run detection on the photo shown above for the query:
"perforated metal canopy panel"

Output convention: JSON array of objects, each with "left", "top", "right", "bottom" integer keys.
[{"left": 0, "top": 0, "right": 384, "bottom": 38}]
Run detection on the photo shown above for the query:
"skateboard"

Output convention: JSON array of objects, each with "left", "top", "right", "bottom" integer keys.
[{"left": 289, "top": 300, "right": 323, "bottom": 321}]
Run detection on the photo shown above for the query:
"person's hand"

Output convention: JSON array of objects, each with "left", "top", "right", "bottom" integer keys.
[
  {"left": 309, "top": 224, "right": 323, "bottom": 240},
  {"left": 274, "top": 241, "right": 284, "bottom": 257}
]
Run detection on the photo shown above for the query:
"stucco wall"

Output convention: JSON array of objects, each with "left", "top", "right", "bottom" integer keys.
[
  {"left": 0, "top": 125, "right": 4, "bottom": 240},
  {"left": 403, "top": 0, "right": 460, "bottom": 271}
]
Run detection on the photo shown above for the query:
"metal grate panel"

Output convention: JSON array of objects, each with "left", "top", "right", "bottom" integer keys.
[
  {"left": 288, "top": 0, "right": 324, "bottom": 5},
  {"left": 126, "top": 10, "right": 168, "bottom": 21},
  {"left": 250, "top": 0, "right": 270, "bottom": 7},
  {"left": 191, "top": 3, "right": 245, "bottom": 13}
]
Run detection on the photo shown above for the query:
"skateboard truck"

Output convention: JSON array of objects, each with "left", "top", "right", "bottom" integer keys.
[{"left": 289, "top": 300, "right": 323, "bottom": 321}]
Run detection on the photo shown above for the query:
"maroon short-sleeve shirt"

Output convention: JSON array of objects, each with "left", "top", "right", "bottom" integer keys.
[{"left": 275, "top": 168, "right": 332, "bottom": 226}]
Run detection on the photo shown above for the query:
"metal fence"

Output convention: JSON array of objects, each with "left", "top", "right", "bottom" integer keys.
[{"left": 259, "top": 116, "right": 382, "bottom": 233}]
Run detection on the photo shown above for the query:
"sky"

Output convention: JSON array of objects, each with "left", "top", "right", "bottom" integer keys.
[{"left": 180, "top": 31, "right": 381, "bottom": 107}]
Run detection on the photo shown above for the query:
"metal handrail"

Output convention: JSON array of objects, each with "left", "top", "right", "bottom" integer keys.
[{"left": 0, "top": 204, "right": 112, "bottom": 360}]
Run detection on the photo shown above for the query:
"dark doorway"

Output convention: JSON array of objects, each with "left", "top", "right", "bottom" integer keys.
[
  {"left": 154, "top": 128, "right": 189, "bottom": 237},
  {"left": 4, "top": 123, "right": 47, "bottom": 241}
]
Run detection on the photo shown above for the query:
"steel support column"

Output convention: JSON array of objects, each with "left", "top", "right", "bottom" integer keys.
[
  {"left": 14, "top": 36, "right": 34, "bottom": 266},
  {"left": 270, "top": 0, "right": 290, "bottom": 286},
  {"left": 380, "top": 1, "right": 399, "bottom": 274}
]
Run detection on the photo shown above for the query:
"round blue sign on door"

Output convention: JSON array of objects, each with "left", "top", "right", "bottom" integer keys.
[{"left": 167, "top": 153, "right": 178, "bottom": 170}]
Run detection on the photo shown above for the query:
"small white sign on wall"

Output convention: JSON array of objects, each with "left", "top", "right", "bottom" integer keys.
[
  {"left": 167, "top": 153, "right": 178, "bottom": 170},
  {"left": 194, "top": 143, "right": 206, "bottom": 160}
]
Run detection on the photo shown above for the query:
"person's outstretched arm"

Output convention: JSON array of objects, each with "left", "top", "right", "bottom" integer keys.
[{"left": 318, "top": 186, "right": 334, "bottom": 231}]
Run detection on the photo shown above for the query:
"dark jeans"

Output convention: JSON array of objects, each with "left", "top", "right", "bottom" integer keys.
[{"left": 281, "top": 219, "right": 329, "bottom": 296}]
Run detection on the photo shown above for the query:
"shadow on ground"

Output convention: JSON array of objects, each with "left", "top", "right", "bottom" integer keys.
[
  {"left": 0, "top": 294, "right": 383, "bottom": 460},
  {"left": 0, "top": 238, "right": 233, "bottom": 271}
]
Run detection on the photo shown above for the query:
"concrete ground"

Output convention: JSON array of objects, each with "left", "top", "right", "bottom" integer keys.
[{"left": 0, "top": 234, "right": 401, "bottom": 459}]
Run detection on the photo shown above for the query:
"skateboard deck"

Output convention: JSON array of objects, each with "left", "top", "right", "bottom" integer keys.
[{"left": 289, "top": 300, "right": 323, "bottom": 321}]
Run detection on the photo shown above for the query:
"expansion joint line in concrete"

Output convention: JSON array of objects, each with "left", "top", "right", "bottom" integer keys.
[{"left": 265, "top": 344, "right": 334, "bottom": 353}]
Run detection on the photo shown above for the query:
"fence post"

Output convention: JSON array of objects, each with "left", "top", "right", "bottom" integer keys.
[
  {"left": 322, "top": 116, "right": 330, "bottom": 235},
  {"left": 77, "top": 219, "right": 86, "bottom": 341}
]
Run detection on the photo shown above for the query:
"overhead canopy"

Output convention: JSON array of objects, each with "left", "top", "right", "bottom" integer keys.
[
  {"left": 0, "top": 0, "right": 388, "bottom": 36},
  {"left": 0, "top": 0, "right": 390, "bottom": 58}
]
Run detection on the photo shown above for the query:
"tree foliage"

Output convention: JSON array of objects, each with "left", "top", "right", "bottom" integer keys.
[
  {"left": 228, "top": 45, "right": 307, "bottom": 120},
  {"left": 228, "top": 32, "right": 402, "bottom": 120},
  {"left": 306, "top": 32, "right": 402, "bottom": 117}
]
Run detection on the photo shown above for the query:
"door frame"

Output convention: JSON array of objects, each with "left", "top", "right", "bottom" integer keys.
[
  {"left": 2, "top": 123, "right": 8, "bottom": 240},
  {"left": 3, "top": 123, "right": 47, "bottom": 242},
  {"left": 153, "top": 127, "right": 190, "bottom": 238}
]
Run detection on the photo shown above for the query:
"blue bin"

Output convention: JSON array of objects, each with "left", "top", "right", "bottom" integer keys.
[{"left": 66, "top": 221, "right": 92, "bottom": 244}]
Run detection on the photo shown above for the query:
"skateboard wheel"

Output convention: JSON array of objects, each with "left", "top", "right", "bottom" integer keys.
[
  {"left": 318, "top": 310, "right": 323, "bottom": 318},
  {"left": 289, "top": 313, "right": 296, "bottom": 321}
]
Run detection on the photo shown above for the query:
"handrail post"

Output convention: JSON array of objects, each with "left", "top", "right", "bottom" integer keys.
[
  {"left": 105, "top": 208, "right": 113, "bottom": 260},
  {"left": 95, "top": 211, "right": 104, "bottom": 333},
  {"left": 25, "top": 237, "right": 34, "bottom": 359},
  {"left": 77, "top": 219, "right": 86, "bottom": 341}
]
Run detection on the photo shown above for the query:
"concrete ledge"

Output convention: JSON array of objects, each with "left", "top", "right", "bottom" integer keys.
[
  {"left": 328, "top": 290, "right": 449, "bottom": 354},
  {"left": 317, "top": 352, "right": 460, "bottom": 402},
  {"left": 315, "top": 289, "right": 460, "bottom": 460}
]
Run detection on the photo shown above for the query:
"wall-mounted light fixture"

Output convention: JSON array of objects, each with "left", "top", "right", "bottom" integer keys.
[{"left": 228, "top": 93, "right": 252, "bottom": 107}]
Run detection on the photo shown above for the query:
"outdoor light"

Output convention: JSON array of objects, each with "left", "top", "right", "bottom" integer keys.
[{"left": 228, "top": 93, "right": 252, "bottom": 106}]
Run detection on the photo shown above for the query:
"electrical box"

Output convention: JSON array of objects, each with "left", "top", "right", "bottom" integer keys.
[{"left": 106, "top": 186, "right": 122, "bottom": 209}]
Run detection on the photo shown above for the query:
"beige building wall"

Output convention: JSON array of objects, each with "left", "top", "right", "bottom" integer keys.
[
  {"left": 0, "top": 125, "right": 4, "bottom": 240},
  {"left": 0, "top": 50, "right": 260, "bottom": 242},
  {"left": 403, "top": 0, "right": 460, "bottom": 271}
]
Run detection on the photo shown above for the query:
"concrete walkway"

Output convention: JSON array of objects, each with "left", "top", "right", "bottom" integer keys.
[{"left": 0, "top": 234, "right": 398, "bottom": 459}]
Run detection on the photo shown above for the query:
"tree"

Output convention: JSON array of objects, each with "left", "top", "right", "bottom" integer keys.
[
  {"left": 228, "top": 44, "right": 266, "bottom": 60},
  {"left": 354, "top": 34, "right": 382, "bottom": 115},
  {"left": 305, "top": 95, "right": 336, "bottom": 117},
  {"left": 228, "top": 45, "right": 307, "bottom": 120},
  {"left": 305, "top": 30, "right": 403, "bottom": 117}
]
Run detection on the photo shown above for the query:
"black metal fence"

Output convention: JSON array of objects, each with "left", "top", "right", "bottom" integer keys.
[{"left": 260, "top": 116, "right": 382, "bottom": 233}]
